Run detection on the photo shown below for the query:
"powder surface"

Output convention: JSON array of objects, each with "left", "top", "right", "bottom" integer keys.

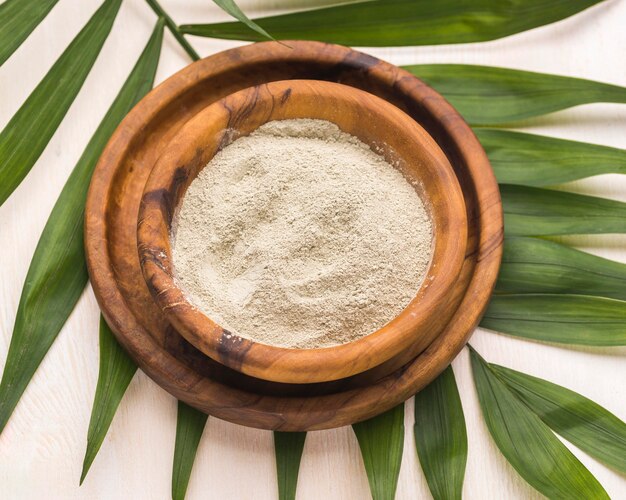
[{"left": 172, "top": 119, "right": 432, "bottom": 348}]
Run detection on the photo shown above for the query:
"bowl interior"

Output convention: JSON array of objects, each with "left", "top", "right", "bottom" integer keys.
[{"left": 138, "top": 79, "right": 467, "bottom": 384}]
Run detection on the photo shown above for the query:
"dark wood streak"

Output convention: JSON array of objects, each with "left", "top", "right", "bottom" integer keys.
[
  {"left": 215, "top": 330, "right": 255, "bottom": 373},
  {"left": 170, "top": 165, "right": 190, "bottom": 200},
  {"left": 140, "top": 248, "right": 169, "bottom": 275},
  {"left": 227, "top": 84, "right": 262, "bottom": 131},
  {"left": 280, "top": 87, "right": 292, "bottom": 104},
  {"left": 141, "top": 188, "right": 172, "bottom": 223}
]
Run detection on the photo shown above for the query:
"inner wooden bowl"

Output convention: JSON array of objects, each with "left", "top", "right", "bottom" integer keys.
[{"left": 137, "top": 79, "right": 467, "bottom": 384}]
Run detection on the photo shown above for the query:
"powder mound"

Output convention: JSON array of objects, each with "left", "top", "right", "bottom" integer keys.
[{"left": 172, "top": 119, "right": 433, "bottom": 348}]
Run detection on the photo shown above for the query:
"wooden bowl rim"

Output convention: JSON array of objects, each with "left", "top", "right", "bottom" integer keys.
[
  {"left": 84, "top": 40, "right": 503, "bottom": 430},
  {"left": 137, "top": 79, "right": 467, "bottom": 384}
]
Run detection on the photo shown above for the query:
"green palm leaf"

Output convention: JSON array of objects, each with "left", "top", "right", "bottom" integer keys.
[
  {"left": 0, "top": 0, "right": 59, "bottom": 66},
  {"left": 211, "top": 0, "right": 273, "bottom": 41},
  {"left": 353, "top": 404, "right": 404, "bottom": 500},
  {"left": 492, "top": 364, "right": 626, "bottom": 474},
  {"left": 501, "top": 184, "right": 626, "bottom": 236},
  {"left": 274, "top": 432, "right": 306, "bottom": 500},
  {"left": 81, "top": 317, "right": 137, "bottom": 484},
  {"left": 481, "top": 294, "right": 626, "bottom": 346},
  {"left": 470, "top": 347, "right": 608, "bottom": 499},
  {"left": 0, "top": 0, "right": 122, "bottom": 206},
  {"left": 496, "top": 237, "right": 626, "bottom": 300},
  {"left": 145, "top": 0, "right": 199, "bottom": 61},
  {"left": 475, "top": 129, "right": 626, "bottom": 186},
  {"left": 414, "top": 366, "right": 467, "bottom": 500},
  {"left": 180, "top": 0, "right": 605, "bottom": 47},
  {"left": 404, "top": 65, "right": 626, "bottom": 126},
  {"left": 172, "top": 402, "right": 208, "bottom": 500},
  {"left": 0, "top": 17, "right": 163, "bottom": 435}
]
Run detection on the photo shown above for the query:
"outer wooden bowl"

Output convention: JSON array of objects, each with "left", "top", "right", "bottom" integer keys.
[
  {"left": 85, "top": 41, "right": 503, "bottom": 430},
  {"left": 137, "top": 79, "right": 467, "bottom": 384}
]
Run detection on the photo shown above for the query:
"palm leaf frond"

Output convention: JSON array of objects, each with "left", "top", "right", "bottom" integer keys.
[
  {"left": 470, "top": 347, "right": 608, "bottom": 499},
  {"left": 180, "top": 0, "right": 606, "bottom": 47},
  {"left": 172, "top": 402, "right": 208, "bottom": 500},
  {"left": 145, "top": 0, "right": 199, "bottom": 61},
  {"left": 274, "top": 431, "right": 306, "bottom": 500},
  {"left": 405, "top": 64, "right": 626, "bottom": 125},
  {"left": 81, "top": 18, "right": 165, "bottom": 480},
  {"left": 476, "top": 129, "right": 626, "bottom": 186},
  {"left": 353, "top": 404, "right": 404, "bottom": 500},
  {"left": 0, "top": 12, "right": 162, "bottom": 436},
  {"left": 414, "top": 366, "right": 467, "bottom": 500},
  {"left": 492, "top": 364, "right": 626, "bottom": 474},
  {"left": 0, "top": 0, "right": 59, "bottom": 66},
  {"left": 0, "top": 0, "right": 123, "bottom": 206},
  {"left": 481, "top": 294, "right": 626, "bottom": 346},
  {"left": 81, "top": 317, "right": 138, "bottom": 483},
  {"left": 501, "top": 184, "right": 626, "bottom": 236},
  {"left": 496, "top": 237, "right": 626, "bottom": 300},
  {"left": 211, "top": 0, "right": 274, "bottom": 42}
]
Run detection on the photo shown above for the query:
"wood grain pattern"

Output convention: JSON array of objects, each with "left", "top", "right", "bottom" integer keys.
[
  {"left": 137, "top": 79, "right": 467, "bottom": 384},
  {"left": 84, "top": 41, "right": 503, "bottom": 431}
]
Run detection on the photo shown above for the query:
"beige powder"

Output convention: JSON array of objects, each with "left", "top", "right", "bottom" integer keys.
[{"left": 172, "top": 119, "right": 432, "bottom": 348}]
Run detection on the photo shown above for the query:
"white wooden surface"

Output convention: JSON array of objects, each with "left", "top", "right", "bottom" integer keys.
[{"left": 1, "top": 1, "right": 625, "bottom": 498}]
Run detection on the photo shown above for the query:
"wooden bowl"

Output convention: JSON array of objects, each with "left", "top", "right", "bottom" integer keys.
[
  {"left": 137, "top": 79, "right": 467, "bottom": 384},
  {"left": 85, "top": 41, "right": 502, "bottom": 430}
]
